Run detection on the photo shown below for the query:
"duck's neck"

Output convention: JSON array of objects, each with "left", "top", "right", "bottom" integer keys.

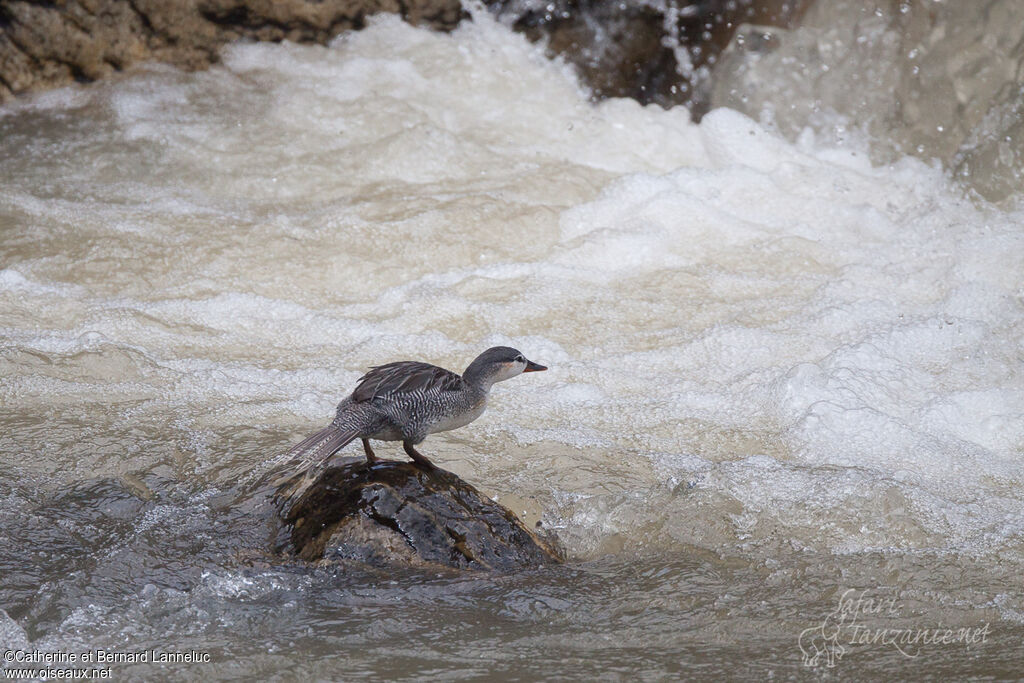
[{"left": 461, "top": 361, "right": 495, "bottom": 395}]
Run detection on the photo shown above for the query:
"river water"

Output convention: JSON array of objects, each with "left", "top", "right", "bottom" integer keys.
[{"left": 1, "top": 10, "right": 1023, "bottom": 680}]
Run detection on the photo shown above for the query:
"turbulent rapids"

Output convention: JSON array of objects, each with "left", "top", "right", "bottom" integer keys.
[{"left": 1, "top": 6, "right": 1023, "bottom": 679}]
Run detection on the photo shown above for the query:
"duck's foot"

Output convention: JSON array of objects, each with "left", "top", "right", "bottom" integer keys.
[
  {"left": 403, "top": 440, "right": 438, "bottom": 470},
  {"left": 362, "top": 438, "right": 379, "bottom": 464}
]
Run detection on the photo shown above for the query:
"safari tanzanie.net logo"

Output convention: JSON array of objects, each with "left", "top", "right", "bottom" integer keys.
[{"left": 798, "top": 588, "right": 992, "bottom": 668}]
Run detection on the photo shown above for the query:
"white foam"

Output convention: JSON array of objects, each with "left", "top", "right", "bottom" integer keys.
[{"left": 0, "top": 608, "right": 29, "bottom": 650}]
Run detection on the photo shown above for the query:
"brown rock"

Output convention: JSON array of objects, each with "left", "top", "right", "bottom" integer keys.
[{"left": 0, "top": 0, "right": 465, "bottom": 102}]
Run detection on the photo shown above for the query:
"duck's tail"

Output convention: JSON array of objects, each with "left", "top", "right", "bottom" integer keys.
[
  {"left": 257, "top": 425, "right": 359, "bottom": 507},
  {"left": 284, "top": 424, "right": 358, "bottom": 466}
]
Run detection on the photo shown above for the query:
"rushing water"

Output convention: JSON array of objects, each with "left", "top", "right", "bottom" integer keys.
[{"left": 2, "top": 10, "right": 1023, "bottom": 680}]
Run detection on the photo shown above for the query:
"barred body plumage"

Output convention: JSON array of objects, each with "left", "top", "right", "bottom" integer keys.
[
  {"left": 331, "top": 365, "right": 484, "bottom": 444},
  {"left": 284, "top": 346, "right": 546, "bottom": 468}
]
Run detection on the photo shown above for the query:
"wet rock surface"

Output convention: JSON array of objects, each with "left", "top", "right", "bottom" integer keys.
[
  {"left": 270, "top": 458, "right": 563, "bottom": 571},
  {"left": 486, "top": 0, "right": 812, "bottom": 114},
  {"left": 711, "top": 0, "right": 1024, "bottom": 204},
  {"left": 0, "top": 0, "right": 464, "bottom": 102}
]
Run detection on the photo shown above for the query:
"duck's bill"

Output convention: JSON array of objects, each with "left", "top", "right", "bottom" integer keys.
[{"left": 524, "top": 360, "right": 547, "bottom": 372}]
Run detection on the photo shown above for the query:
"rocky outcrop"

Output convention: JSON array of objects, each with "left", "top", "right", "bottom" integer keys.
[
  {"left": 0, "top": 0, "right": 810, "bottom": 111},
  {"left": 0, "top": 0, "right": 464, "bottom": 102},
  {"left": 269, "top": 458, "right": 563, "bottom": 571}
]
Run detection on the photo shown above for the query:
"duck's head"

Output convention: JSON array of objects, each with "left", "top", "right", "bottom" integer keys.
[{"left": 464, "top": 346, "right": 547, "bottom": 387}]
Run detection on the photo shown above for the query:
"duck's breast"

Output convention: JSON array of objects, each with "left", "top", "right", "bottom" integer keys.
[{"left": 428, "top": 396, "right": 486, "bottom": 434}]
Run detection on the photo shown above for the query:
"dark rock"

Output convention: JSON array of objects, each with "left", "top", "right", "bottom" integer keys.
[
  {"left": 0, "top": 0, "right": 465, "bottom": 102},
  {"left": 486, "top": 0, "right": 814, "bottom": 116},
  {"left": 501, "top": 1, "right": 683, "bottom": 108},
  {"left": 269, "top": 458, "right": 563, "bottom": 571}
]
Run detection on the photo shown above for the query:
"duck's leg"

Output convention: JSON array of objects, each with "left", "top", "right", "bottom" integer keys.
[
  {"left": 403, "top": 440, "right": 437, "bottom": 469},
  {"left": 361, "top": 438, "right": 378, "bottom": 464}
]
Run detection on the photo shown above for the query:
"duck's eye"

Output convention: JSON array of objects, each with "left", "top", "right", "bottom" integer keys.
[{"left": 516, "top": 356, "right": 524, "bottom": 363}]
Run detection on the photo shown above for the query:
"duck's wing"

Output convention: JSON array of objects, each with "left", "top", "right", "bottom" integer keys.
[{"left": 351, "top": 361, "right": 463, "bottom": 403}]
